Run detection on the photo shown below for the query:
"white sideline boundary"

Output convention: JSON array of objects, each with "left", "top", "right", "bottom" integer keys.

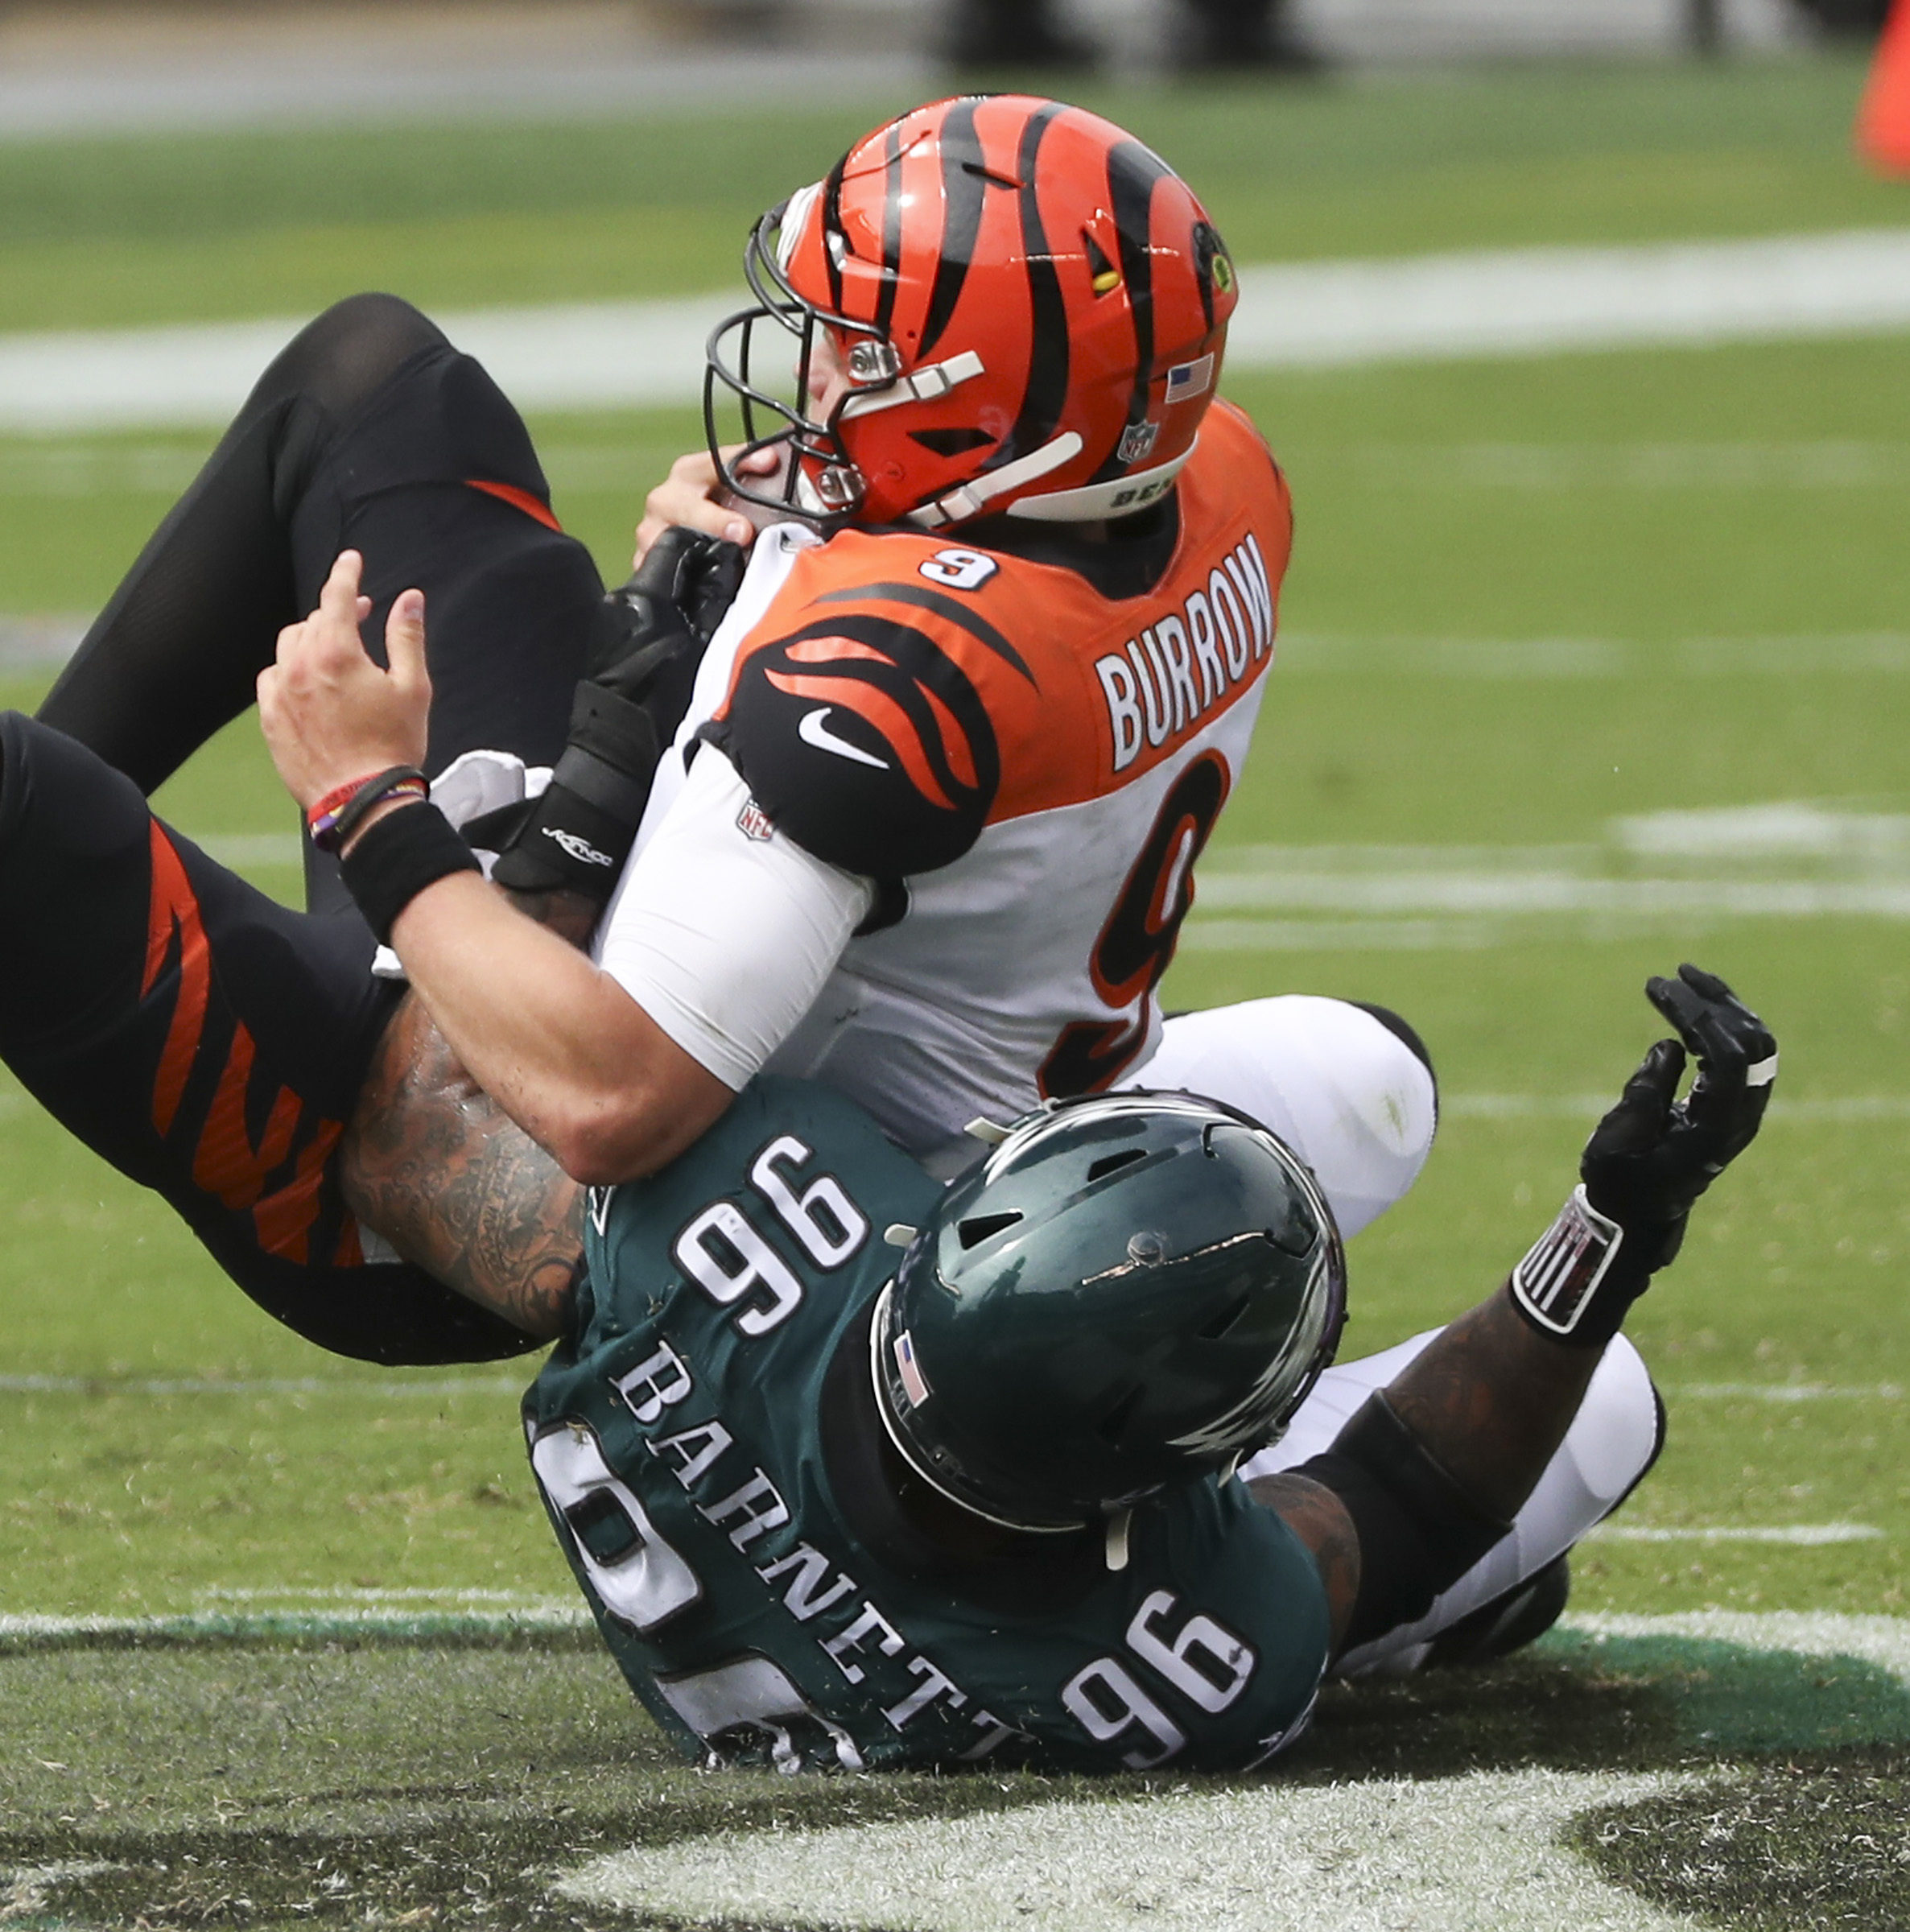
[{"left": 6, "top": 229, "right": 1910, "bottom": 431}]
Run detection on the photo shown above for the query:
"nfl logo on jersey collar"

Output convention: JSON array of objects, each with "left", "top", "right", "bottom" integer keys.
[{"left": 736, "top": 796, "right": 776, "bottom": 843}]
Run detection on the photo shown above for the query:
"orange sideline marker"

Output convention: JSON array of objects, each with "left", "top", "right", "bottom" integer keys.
[{"left": 1858, "top": 0, "right": 1910, "bottom": 175}]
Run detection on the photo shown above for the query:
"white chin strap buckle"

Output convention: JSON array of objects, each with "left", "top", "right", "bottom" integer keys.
[{"left": 839, "top": 349, "right": 986, "bottom": 420}]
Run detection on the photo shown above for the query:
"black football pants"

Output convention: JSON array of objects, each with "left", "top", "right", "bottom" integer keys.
[
  {"left": 11, "top": 294, "right": 612, "bottom": 1360},
  {"left": 37, "top": 291, "right": 612, "bottom": 913}
]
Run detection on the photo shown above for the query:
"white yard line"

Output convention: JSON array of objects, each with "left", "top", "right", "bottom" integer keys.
[
  {"left": 1274, "top": 631, "right": 1910, "bottom": 677},
  {"left": 1190, "top": 873, "right": 1910, "bottom": 919},
  {"left": 0, "top": 1373, "right": 524, "bottom": 1396},
  {"left": 1565, "top": 1609, "right": 1910, "bottom": 1681},
  {"left": 1586, "top": 1523, "right": 1886, "bottom": 1545},
  {"left": 6, "top": 229, "right": 1910, "bottom": 431},
  {"left": 1443, "top": 1094, "right": 1910, "bottom": 1121},
  {"left": 1670, "top": 1381, "right": 1905, "bottom": 1400}
]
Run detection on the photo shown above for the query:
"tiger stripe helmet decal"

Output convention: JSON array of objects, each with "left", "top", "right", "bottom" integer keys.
[{"left": 705, "top": 95, "right": 1239, "bottom": 531}]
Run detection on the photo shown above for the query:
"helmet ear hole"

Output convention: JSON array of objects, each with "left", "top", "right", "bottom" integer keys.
[{"left": 958, "top": 1209, "right": 1024, "bottom": 1249}]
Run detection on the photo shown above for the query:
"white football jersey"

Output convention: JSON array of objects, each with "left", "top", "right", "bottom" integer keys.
[{"left": 602, "top": 401, "right": 1293, "bottom": 1168}]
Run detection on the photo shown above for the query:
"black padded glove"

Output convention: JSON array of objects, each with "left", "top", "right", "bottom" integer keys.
[
  {"left": 588, "top": 525, "right": 747, "bottom": 724},
  {"left": 1508, "top": 964, "right": 1777, "bottom": 1347},
  {"left": 482, "top": 529, "right": 746, "bottom": 904}
]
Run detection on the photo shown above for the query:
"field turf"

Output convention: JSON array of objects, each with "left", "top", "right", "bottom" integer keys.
[{"left": 2, "top": 52, "right": 1908, "bottom": 1931}]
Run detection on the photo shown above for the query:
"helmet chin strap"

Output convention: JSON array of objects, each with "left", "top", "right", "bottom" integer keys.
[
  {"left": 908, "top": 433, "right": 1200, "bottom": 530},
  {"left": 1006, "top": 440, "right": 1198, "bottom": 522},
  {"left": 1104, "top": 1507, "right": 1133, "bottom": 1573},
  {"left": 838, "top": 349, "right": 986, "bottom": 419},
  {"left": 909, "top": 432, "right": 1085, "bottom": 530}
]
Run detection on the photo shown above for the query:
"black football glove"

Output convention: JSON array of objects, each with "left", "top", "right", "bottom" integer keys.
[
  {"left": 1508, "top": 964, "right": 1777, "bottom": 1347},
  {"left": 589, "top": 525, "right": 747, "bottom": 721},
  {"left": 481, "top": 528, "right": 746, "bottom": 904}
]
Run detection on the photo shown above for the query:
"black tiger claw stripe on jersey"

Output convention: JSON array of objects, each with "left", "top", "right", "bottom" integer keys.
[
  {"left": 718, "top": 614, "right": 1005, "bottom": 877},
  {"left": 813, "top": 580, "right": 1037, "bottom": 683}
]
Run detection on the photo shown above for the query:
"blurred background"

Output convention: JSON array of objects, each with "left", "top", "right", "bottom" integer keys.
[{"left": 1, "top": 0, "right": 1906, "bottom": 1626}]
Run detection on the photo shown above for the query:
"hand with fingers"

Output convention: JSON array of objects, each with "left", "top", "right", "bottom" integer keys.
[
  {"left": 593, "top": 524, "right": 748, "bottom": 712},
  {"left": 257, "top": 550, "right": 431, "bottom": 812},
  {"left": 1508, "top": 964, "right": 1778, "bottom": 1347},
  {"left": 631, "top": 444, "right": 783, "bottom": 566}
]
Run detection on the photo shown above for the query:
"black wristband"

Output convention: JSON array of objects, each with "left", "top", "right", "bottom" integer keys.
[{"left": 337, "top": 799, "right": 481, "bottom": 946}]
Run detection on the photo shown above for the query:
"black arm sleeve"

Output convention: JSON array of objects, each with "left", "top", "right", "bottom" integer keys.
[{"left": 1293, "top": 1393, "right": 1512, "bottom": 1656}]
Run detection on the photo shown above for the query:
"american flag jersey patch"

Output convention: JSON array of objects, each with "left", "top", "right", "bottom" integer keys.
[{"left": 1509, "top": 1185, "right": 1625, "bottom": 1337}]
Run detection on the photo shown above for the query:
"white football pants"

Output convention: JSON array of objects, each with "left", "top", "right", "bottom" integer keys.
[
  {"left": 1242, "top": 1327, "right": 1663, "bottom": 1674},
  {"left": 1131, "top": 992, "right": 1660, "bottom": 1670},
  {"left": 1124, "top": 995, "right": 1439, "bottom": 1241}
]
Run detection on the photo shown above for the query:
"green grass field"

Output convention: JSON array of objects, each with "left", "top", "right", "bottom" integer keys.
[{"left": 2, "top": 51, "right": 1909, "bottom": 1931}]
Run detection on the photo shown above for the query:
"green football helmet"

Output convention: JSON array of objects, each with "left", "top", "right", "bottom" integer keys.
[{"left": 871, "top": 1092, "right": 1347, "bottom": 1533}]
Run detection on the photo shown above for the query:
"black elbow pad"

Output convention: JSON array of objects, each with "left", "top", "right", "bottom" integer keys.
[{"left": 1293, "top": 1393, "right": 1512, "bottom": 1656}]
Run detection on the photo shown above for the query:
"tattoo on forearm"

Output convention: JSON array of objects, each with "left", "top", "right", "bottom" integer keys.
[
  {"left": 1383, "top": 1287, "right": 1603, "bottom": 1524},
  {"left": 342, "top": 993, "right": 583, "bottom": 1340}
]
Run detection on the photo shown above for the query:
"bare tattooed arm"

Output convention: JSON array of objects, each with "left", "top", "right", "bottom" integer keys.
[
  {"left": 340, "top": 886, "right": 599, "bottom": 1341},
  {"left": 1248, "top": 1472, "right": 1362, "bottom": 1648},
  {"left": 1381, "top": 1289, "right": 1603, "bottom": 1523}
]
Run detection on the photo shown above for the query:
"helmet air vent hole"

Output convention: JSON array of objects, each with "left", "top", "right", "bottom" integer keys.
[
  {"left": 1085, "top": 1149, "right": 1147, "bottom": 1184},
  {"left": 1097, "top": 1385, "right": 1145, "bottom": 1445},
  {"left": 1198, "top": 1294, "right": 1252, "bottom": 1341},
  {"left": 910, "top": 427, "right": 996, "bottom": 456},
  {"left": 958, "top": 1210, "right": 1024, "bottom": 1249},
  {"left": 959, "top": 160, "right": 1025, "bottom": 192}
]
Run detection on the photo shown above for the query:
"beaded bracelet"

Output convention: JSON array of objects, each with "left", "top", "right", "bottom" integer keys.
[{"left": 307, "top": 765, "right": 429, "bottom": 853}]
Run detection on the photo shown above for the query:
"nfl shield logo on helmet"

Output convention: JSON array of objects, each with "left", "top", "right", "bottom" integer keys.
[{"left": 1117, "top": 421, "right": 1161, "bottom": 465}]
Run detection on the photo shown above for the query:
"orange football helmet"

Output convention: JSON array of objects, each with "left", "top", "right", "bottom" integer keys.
[{"left": 704, "top": 94, "right": 1239, "bottom": 531}]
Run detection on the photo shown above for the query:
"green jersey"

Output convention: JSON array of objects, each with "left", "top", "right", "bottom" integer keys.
[{"left": 526, "top": 1076, "right": 1330, "bottom": 1773}]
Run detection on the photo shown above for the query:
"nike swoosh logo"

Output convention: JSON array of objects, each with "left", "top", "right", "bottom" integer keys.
[{"left": 798, "top": 705, "right": 889, "bottom": 770}]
